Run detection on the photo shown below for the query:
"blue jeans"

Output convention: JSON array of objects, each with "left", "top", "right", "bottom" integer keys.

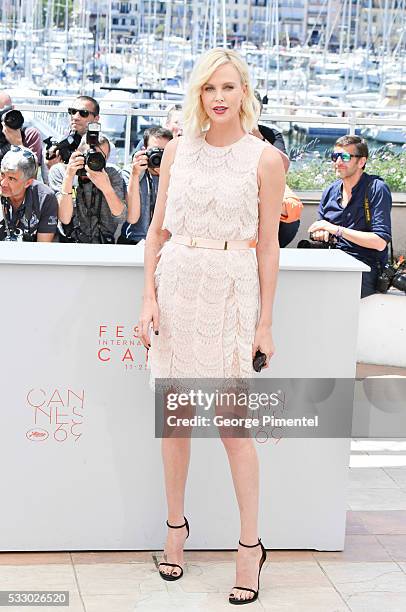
[
  {"left": 279, "top": 220, "right": 300, "bottom": 248},
  {"left": 361, "top": 267, "right": 380, "bottom": 299}
]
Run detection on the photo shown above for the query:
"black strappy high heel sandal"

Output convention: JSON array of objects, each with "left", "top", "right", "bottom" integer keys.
[
  {"left": 158, "top": 516, "right": 189, "bottom": 581},
  {"left": 229, "top": 538, "right": 267, "bottom": 605}
]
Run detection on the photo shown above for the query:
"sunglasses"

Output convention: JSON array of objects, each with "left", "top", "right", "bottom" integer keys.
[
  {"left": 10, "top": 145, "right": 35, "bottom": 159},
  {"left": 331, "top": 151, "right": 363, "bottom": 163},
  {"left": 68, "top": 107, "right": 96, "bottom": 118}
]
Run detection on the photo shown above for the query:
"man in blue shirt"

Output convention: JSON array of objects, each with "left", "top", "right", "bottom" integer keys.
[{"left": 308, "top": 135, "right": 392, "bottom": 298}]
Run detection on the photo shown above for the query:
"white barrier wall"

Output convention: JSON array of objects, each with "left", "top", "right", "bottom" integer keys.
[
  {"left": 357, "top": 290, "right": 406, "bottom": 368},
  {"left": 0, "top": 243, "right": 367, "bottom": 551}
]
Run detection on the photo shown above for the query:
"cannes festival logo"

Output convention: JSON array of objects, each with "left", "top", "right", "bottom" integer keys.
[
  {"left": 97, "top": 324, "right": 148, "bottom": 371},
  {"left": 26, "top": 388, "right": 84, "bottom": 443}
]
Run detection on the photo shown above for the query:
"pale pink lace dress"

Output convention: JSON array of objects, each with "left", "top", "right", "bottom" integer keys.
[{"left": 149, "top": 133, "right": 270, "bottom": 382}]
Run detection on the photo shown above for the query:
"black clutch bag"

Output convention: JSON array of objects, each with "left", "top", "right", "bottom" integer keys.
[{"left": 253, "top": 350, "right": 267, "bottom": 372}]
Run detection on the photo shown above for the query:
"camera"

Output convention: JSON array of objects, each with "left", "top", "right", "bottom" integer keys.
[
  {"left": 377, "top": 257, "right": 406, "bottom": 294},
  {"left": 77, "top": 122, "right": 105, "bottom": 177},
  {"left": 297, "top": 235, "right": 338, "bottom": 249},
  {"left": 146, "top": 147, "right": 164, "bottom": 169},
  {"left": 3, "top": 227, "right": 23, "bottom": 242},
  {"left": 0, "top": 106, "right": 24, "bottom": 130},
  {"left": 44, "top": 131, "right": 82, "bottom": 164},
  {"left": 376, "top": 263, "right": 398, "bottom": 293},
  {"left": 393, "top": 271, "right": 406, "bottom": 293},
  {"left": 0, "top": 106, "right": 24, "bottom": 145}
]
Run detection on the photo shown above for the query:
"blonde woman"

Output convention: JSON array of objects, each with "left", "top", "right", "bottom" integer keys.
[{"left": 139, "top": 48, "right": 285, "bottom": 605}]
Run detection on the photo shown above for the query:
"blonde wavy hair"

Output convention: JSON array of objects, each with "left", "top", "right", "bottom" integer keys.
[{"left": 183, "top": 48, "right": 260, "bottom": 138}]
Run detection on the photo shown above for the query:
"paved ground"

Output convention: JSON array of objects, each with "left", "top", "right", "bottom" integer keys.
[{"left": 1, "top": 437, "right": 406, "bottom": 611}]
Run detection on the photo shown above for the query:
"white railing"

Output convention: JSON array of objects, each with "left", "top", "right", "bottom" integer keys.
[{"left": 15, "top": 101, "right": 406, "bottom": 165}]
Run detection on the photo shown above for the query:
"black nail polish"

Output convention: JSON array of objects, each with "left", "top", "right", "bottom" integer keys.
[{"left": 155, "top": 330, "right": 159, "bottom": 335}]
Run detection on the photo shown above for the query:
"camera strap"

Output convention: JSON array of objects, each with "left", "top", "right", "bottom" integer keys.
[
  {"left": 76, "top": 182, "right": 103, "bottom": 242},
  {"left": 146, "top": 172, "right": 157, "bottom": 222},
  {"left": 1, "top": 194, "right": 33, "bottom": 239},
  {"left": 363, "top": 178, "right": 393, "bottom": 265},
  {"left": 91, "top": 184, "right": 104, "bottom": 241},
  {"left": 1, "top": 196, "right": 13, "bottom": 239}
]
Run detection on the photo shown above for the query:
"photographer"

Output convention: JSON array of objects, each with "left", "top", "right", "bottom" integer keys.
[
  {"left": 308, "top": 136, "right": 392, "bottom": 298},
  {"left": 48, "top": 130, "right": 126, "bottom": 244},
  {"left": 252, "top": 90, "right": 287, "bottom": 156},
  {"left": 132, "top": 105, "right": 182, "bottom": 154},
  {"left": 118, "top": 127, "right": 173, "bottom": 245},
  {"left": 44, "top": 95, "right": 100, "bottom": 171},
  {"left": 251, "top": 91, "right": 301, "bottom": 247},
  {"left": 0, "top": 146, "right": 57, "bottom": 242},
  {"left": 0, "top": 91, "right": 43, "bottom": 166},
  {"left": 165, "top": 104, "right": 183, "bottom": 137}
]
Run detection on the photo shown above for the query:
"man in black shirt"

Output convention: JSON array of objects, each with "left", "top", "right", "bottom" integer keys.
[
  {"left": 0, "top": 146, "right": 57, "bottom": 242},
  {"left": 252, "top": 91, "right": 301, "bottom": 248},
  {"left": 253, "top": 90, "right": 287, "bottom": 155}
]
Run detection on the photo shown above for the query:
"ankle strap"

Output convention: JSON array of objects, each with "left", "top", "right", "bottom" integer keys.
[
  {"left": 166, "top": 516, "right": 187, "bottom": 529},
  {"left": 239, "top": 538, "right": 261, "bottom": 548}
]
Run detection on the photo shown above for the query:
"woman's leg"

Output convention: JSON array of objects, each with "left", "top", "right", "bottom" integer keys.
[
  {"left": 160, "top": 436, "right": 191, "bottom": 576},
  {"left": 221, "top": 436, "right": 263, "bottom": 602}
]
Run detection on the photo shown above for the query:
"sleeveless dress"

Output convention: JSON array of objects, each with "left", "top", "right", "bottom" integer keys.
[{"left": 149, "top": 132, "right": 270, "bottom": 383}]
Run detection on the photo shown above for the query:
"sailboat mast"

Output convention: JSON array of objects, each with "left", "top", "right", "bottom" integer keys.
[
  {"left": 213, "top": 0, "right": 218, "bottom": 49},
  {"left": 264, "top": 0, "right": 271, "bottom": 96},
  {"left": 221, "top": 0, "right": 227, "bottom": 48},
  {"left": 380, "top": 0, "right": 390, "bottom": 96},
  {"left": 25, "top": 0, "right": 33, "bottom": 82},
  {"left": 363, "top": 0, "right": 372, "bottom": 89},
  {"left": 202, "top": 0, "right": 210, "bottom": 52},
  {"left": 339, "top": 0, "right": 346, "bottom": 56},
  {"left": 274, "top": 0, "right": 280, "bottom": 102},
  {"left": 324, "top": 0, "right": 333, "bottom": 57}
]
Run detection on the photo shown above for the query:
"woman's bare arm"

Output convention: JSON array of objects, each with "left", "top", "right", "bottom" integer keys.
[
  {"left": 139, "top": 137, "right": 179, "bottom": 347},
  {"left": 256, "top": 146, "right": 286, "bottom": 330},
  {"left": 142, "top": 137, "right": 179, "bottom": 299}
]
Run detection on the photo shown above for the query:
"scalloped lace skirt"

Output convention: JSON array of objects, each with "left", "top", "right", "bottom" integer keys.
[{"left": 148, "top": 241, "right": 259, "bottom": 387}]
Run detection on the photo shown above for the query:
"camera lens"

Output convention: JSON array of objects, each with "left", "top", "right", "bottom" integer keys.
[
  {"left": 146, "top": 147, "right": 164, "bottom": 168},
  {"left": 85, "top": 150, "right": 106, "bottom": 171}
]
